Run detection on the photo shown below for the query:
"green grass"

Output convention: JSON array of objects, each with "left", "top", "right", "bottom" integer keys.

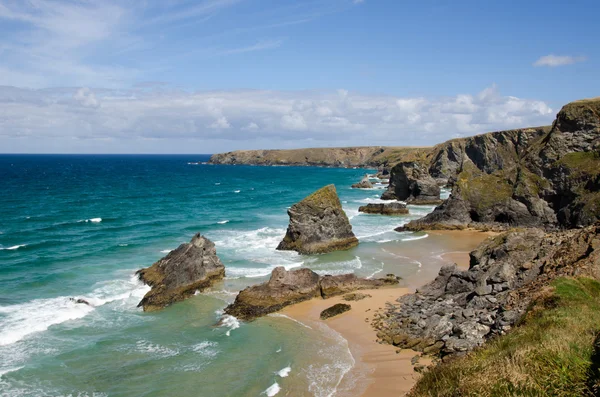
[
  {"left": 557, "top": 151, "right": 600, "bottom": 177},
  {"left": 409, "top": 277, "right": 600, "bottom": 397}
]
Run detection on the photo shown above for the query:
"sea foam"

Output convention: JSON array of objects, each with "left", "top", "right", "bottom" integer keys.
[
  {"left": 0, "top": 244, "right": 26, "bottom": 251},
  {"left": 276, "top": 366, "right": 291, "bottom": 377},
  {"left": 263, "top": 382, "right": 280, "bottom": 396},
  {"left": 0, "top": 275, "right": 149, "bottom": 346}
]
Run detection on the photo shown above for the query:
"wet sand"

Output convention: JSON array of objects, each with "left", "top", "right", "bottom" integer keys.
[{"left": 282, "top": 229, "right": 496, "bottom": 396}]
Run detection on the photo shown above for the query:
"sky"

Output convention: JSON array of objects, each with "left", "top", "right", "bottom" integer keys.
[{"left": 0, "top": 0, "right": 598, "bottom": 154}]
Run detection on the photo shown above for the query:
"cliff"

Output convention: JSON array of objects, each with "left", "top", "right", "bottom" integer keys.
[
  {"left": 406, "top": 97, "right": 600, "bottom": 230},
  {"left": 208, "top": 146, "right": 430, "bottom": 168}
]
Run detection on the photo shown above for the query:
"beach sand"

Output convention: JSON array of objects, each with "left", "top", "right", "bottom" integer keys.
[{"left": 282, "top": 229, "right": 496, "bottom": 396}]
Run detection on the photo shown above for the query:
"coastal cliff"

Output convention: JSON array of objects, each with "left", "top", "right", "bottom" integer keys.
[
  {"left": 405, "top": 98, "right": 600, "bottom": 230},
  {"left": 209, "top": 146, "right": 429, "bottom": 168}
]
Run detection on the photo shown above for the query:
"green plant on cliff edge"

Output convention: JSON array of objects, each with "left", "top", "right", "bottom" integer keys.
[{"left": 409, "top": 277, "right": 600, "bottom": 397}]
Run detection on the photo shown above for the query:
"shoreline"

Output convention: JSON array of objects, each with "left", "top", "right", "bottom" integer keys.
[{"left": 281, "top": 229, "right": 495, "bottom": 396}]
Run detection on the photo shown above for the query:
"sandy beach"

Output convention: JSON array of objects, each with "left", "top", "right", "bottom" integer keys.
[{"left": 282, "top": 229, "right": 496, "bottom": 396}]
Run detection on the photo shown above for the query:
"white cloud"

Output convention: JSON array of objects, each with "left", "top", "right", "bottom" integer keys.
[
  {"left": 74, "top": 87, "right": 100, "bottom": 108},
  {"left": 533, "top": 54, "right": 587, "bottom": 67},
  {"left": 0, "top": 85, "right": 555, "bottom": 153},
  {"left": 210, "top": 116, "right": 231, "bottom": 129}
]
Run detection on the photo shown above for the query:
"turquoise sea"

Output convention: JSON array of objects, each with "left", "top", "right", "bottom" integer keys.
[{"left": 0, "top": 155, "right": 445, "bottom": 397}]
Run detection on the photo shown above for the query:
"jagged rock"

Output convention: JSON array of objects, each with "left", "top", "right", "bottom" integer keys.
[
  {"left": 225, "top": 267, "right": 399, "bottom": 320},
  {"left": 352, "top": 174, "right": 374, "bottom": 189},
  {"left": 136, "top": 233, "right": 225, "bottom": 311},
  {"left": 277, "top": 185, "right": 359, "bottom": 254},
  {"left": 70, "top": 298, "right": 90, "bottom": 306},
  {"left": 375, "top": 224, "right": 600, "bottom": 358},
  {"left": 381, "top": 162, "right": 442, "bottom": 205},
  {"left": 358, "top": 202, "right": 409, "bottom": 215},
  {"left": 320, "top": 303, "right": 352, "bottom": 319}
]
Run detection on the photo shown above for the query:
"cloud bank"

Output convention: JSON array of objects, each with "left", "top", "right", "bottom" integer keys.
[
  {"left": 0, "top": 84, "right": 554, "bottom": 153},
  {"left": 534, "top": 54, "right": 587, "bottom": 67}
]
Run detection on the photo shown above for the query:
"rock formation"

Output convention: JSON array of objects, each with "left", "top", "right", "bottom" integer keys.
[
  {"left": 224, "top": 267, "right": 399, "bottom": 320},
  {"left": 351, "top": 174, "right": 374, "bottom": 189},
  {"left": 136, "top": 233, "right": 225, "bottom": 311},
  {"left": 276, "top": 184, "right": 359, "bottom": 254},
  {"left": 380, "top": 161, "right": 442, "bottom": 205},
  {"left": 320, "top": 303, "right": 351, "bottom": 320},
  {"left": 375, "top": 223, "right": 600, "bottom": 357},
  {"left": 407, "top": 98, "right": 600, "bottom": 230},
  {"left": 358, "top": 202, "right": 409, "bottom": 215}
]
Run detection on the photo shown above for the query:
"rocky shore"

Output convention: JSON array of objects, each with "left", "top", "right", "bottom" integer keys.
[{"left": 224, "top": 266, "right": 399, "bottom": 320}]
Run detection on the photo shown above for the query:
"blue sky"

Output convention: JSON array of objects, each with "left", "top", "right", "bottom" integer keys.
[{"left": 0, "top": 0, "right": 598, "bottom": 153}]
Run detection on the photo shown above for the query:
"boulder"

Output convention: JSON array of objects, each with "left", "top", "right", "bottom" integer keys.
[
  {"left": 136, "top": 233, "right": 225, "bottom": 311},
  {"left": 224, "top": 267, "right": 321, "bottom": 320},
  {"left": 319, "top": 273, "right": 399, "bottom": 298},
  {"left": 358, "top": 202, "right": 409, "bottom": 215},
  {"left": 352, "top": 174, "right": 374, "bottom": 189},
  {"left": 381, "top": 162, "right": 442, "bottom": 205},
  {"left": 225, "top": 267, "right": 400, "bottom": 320},
  {"left": 320, "top": 303, "right": 351, "bottom": 320},
  {"left": 277, "top": 185, "right": 359, "bottom": 254}
]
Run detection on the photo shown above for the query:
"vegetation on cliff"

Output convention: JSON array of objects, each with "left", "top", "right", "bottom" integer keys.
[{"left": 409, "top": 277, "right": 600, "bottom": 396}]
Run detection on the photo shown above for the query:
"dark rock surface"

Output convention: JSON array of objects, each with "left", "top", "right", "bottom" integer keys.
[
  {"left": 342, "top": 292, "right": 372, "bottom": 301},
  {"left": 225, "top": 267, "right": 399, "bottom": 320},
  {"left": 352, "top": 174, "right": 374, "bottom": 189},
  {"left": 375, "top": 224, "right": 600, "bottom": 357},
  {"left": 407, "top": 98, "right": 600, "bottom": 230},
  {"left": 381, "top": 161, "right": 442, "bottom": 205},
  {"left": 320, "top": 303, "right": 352, "bottom": 319},
  {"left": 277, "top": 184, "right": 359, "bottom": 254},
  {"left": 358, "top": 202, "right": 409, "bottom": 215},
  {"left": 136, "top": 233, "right": 225, "bottom": 311}
]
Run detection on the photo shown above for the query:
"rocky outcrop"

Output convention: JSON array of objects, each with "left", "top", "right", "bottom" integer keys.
[
  {"left": 136, "top": 233, "right": 225, "bottom": 311},
  {"left": 375, "top": 224, "right": 600, "bottom": 357},
  {"left": 351, "top": 175, "right": 374, "bottom": 189},
  {"left": 224, "top": 267, "right": 399, "bottom": 320},
  {"left": 277, "top": 185, "right": 359, "bottom": 254},
  {"left": 408, "top": 98, "right": 600, "bottom": 230},
  {"left": 358, "top": 202, "right": 409, "bottom": 215},
  {"left": 209, "top": 146, "right": 430, "bottom": 168},
  {"left": 381, "top": 161, "right": 442, "bottom": 205},
  {"left": 320, "top": 303, "right": 351, "bottom": 319}
]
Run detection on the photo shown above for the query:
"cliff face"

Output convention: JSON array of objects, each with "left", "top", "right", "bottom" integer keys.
[
  {"left": 407, "top": 97, "right": 600, "bottom": 230},
  {"left": 209, "top": 146, "right": 430, "bottom": 168}
]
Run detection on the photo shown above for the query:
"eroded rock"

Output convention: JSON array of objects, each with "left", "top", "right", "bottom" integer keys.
[
  {"left": 136, "top": 233, "right": 225, "bottom": 311},
  {"left": 358, "top": 202, "right": 409, "bottom": 215},
  {"left": 277, "top": 185, "right": 359, "bottom": 254},
  {"left": 320, "top": 303, "right": 351, "bottom": 319}
]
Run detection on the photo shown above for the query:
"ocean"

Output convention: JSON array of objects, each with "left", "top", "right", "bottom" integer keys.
[{"left": 0, "top": 155, "right": 446, "bottom": 397}]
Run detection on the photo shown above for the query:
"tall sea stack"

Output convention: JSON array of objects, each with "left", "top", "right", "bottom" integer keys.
[{"left": 276, "top": 184, "right": 359, "bottom": 254}]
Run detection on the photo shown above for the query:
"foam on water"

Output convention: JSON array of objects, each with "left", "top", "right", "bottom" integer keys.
[
  {"left": 225, "top": 261, "right": 303, "bottom": 279},
  {"left": 191, "top": 341, "right": 219, "bottom": 358},
  {"left": 0, "top": 244, "right": 26, "bottom": 251},
  {"left": 217, "top": 220, "right": 229, "bottom": 224},
  {"left": 78, "top": 217, "right": 102, "bottom": 223},
  {"left": 234, "top": 190, "right": 241, "bottom": 193},
  {"left": 402, "top": 233, "right": 429, "bottom": 242},
  {"left": 160, "top": 249, "right": 172, "bottom": 253},
  {"left": 276, "top": 366, "right": 291, "bottom": 377},
  {"left": 135, "top": 340, "right": 179, "bottom": 358},
  {"left": 218, "top": 314, "right": 240, "bottom": 336},
  {"left": 268, "top": 313, "right": 313, "bottom": 330},
  {"left": 0, "top": 275, "right": 149, "bottom": 346},
  {"left": 263, "top": 382, "right": 280, "bottom": 396}
]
